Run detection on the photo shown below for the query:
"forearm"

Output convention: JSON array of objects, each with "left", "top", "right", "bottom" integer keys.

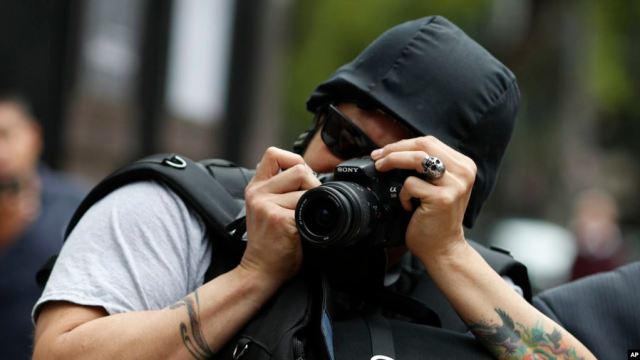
[
  {"left": 34, "top": 266, "right": 280, "bottom": 360},
  {"left": 419, "top": 241, "right": 595, "bottom": 360}
]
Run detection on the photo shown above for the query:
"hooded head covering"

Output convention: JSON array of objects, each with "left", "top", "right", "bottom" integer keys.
[{"left": 306, "top": 16, "right": 519, "bottom": 228}]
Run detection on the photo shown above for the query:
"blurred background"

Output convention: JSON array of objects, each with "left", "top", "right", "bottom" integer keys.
[{"left": 1, "top": 0, "right": 640, "bottom": 291}]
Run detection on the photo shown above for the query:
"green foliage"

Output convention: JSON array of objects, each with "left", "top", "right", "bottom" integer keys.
[{"left": 587, "top": 1, "right": 635, "bottom": 112}]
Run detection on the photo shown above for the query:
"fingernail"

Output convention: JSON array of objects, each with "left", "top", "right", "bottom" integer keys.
[
  {"left": 371, "top": 148, "right": 383, "bottom": 159},
  {"left": 375, "top": 159, "right": 382, "bottom": 169}
]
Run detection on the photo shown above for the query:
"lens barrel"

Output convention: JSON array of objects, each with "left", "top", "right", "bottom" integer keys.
[{"left": 295, "top": 181, "right": 379, "bottom": 248}]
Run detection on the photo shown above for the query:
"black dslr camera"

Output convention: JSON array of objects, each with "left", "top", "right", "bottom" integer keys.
[{"left": 295, "top": 157, "right": 414, "bottom": 250}]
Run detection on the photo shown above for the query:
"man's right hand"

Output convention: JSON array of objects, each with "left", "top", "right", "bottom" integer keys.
[{"left": 239, "top": 147, "right": 320, "bottom": 288}]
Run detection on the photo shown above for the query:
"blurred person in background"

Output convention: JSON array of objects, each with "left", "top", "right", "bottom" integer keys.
[
  {"left": 569, "top": 188, "right": 626, "bottom": 280},
  {"left": 532, "top": 189, "right": 639, "bottom": 358},
  {"left": 0, "top": 91, "right": 86, "bottom": 359}
]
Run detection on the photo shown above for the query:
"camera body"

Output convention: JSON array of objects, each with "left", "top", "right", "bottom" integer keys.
[{"left": 295, "top": 157, "right": 413, "bottom": 251}]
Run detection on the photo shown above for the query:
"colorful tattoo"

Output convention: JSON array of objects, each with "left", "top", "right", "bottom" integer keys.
[
  {"left": 469, "top": 308, "right": 585, "bottom": 360},
  {"left": 169, "top": 291, "right": 215, "bottom": 359}
]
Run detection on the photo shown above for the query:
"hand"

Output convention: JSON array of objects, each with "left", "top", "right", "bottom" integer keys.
[
  {"left": 371, "top": 136, "right": 477, "bottom": 264},
  {"left": 240, "top": 147, "right": 321, "bottom": 287}
]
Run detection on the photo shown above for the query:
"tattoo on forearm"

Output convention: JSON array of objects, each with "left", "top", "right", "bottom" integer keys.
[
  {"left": 169, "top": 290, "right": 215, "bottom": 359},
  {"left": 469, "top": 308, "right": 585, "bottom": 360}
]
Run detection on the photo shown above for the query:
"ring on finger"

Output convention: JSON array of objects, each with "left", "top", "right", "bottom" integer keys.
[{"left": 420, "top": 155, "right": 446, "bottom": 180}]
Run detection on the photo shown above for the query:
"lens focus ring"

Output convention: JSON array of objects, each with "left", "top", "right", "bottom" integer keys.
[{"left": 295, "top": 181, "right": 378, "bottom": 249}]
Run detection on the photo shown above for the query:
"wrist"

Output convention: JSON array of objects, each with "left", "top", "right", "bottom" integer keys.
[
  {"left": 235, "top": 262, "right": 287, "bottom": 296},
  {"left": 417, "top": 233, "right": 471, "bottom": 273}
]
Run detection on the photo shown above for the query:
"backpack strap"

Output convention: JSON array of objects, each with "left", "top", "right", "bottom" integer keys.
[
  {"left": 469, "top": 241, "right": 532, "bottom": 301},
  {"left": 37, "top": 153, "right": 250, "bottom": 288},
  {"left": 199, "top": 158, "right": 255, "bottom": 202},
  {"left": 365, "top": 312, "right": 396, "bottom": 359},
  {"left": 398, "top": 240, "right": 531, "bottom": 333},
  {"left": 198, "top": 159, "right": 255, "bottom": 281},
  {"left": 216, "top": 272, "right": 325, "bottom": 360}
]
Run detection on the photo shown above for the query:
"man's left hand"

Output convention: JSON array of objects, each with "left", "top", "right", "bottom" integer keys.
[{"left": 371, "top": 135, "right": 477, "bottom": 264}]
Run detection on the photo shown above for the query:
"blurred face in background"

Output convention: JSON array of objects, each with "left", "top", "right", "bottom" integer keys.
[{"left": 0, "top": 100, "right": 42, "bottom": 193}]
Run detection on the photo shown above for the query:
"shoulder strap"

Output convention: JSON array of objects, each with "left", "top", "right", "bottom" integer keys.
[
  {"left": 199, "top": 158, "right": 255, "bottom": 201},
  {"left": 37, "top": 153, "right": 251, "bottom": 288},
  {"left": 198, "top": 158, "right": 255, "bottom": 280},
  {"left": 400, "top": 240, "right": 531, "bottom": 333},
  {"left": 65, "top": 154, "right": 243, "bottom": 238},
  {"left": 468, "top": 241, "right": 532, "bottom": 301}
]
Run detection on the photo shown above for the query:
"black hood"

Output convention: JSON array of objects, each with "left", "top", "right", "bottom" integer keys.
[{"left": 307, "top": 16, "right": 519, "bottom": 228}]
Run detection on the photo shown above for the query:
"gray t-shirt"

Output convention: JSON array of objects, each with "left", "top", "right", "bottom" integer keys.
[{"left": 33, "top": 181, "right": 211, "bottom": 318}]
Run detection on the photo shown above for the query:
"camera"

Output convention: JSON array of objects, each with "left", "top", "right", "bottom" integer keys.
[{"left": 295, "top": 157, "right": 414, "bottom": 251}]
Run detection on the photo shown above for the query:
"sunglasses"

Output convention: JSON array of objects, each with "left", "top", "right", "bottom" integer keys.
[{"left": 318, "top": 104, "right": 379, "bottom": 160}]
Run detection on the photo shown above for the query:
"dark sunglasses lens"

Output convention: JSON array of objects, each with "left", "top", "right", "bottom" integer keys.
[{"left": 321, "top": 107, "right": 375, "bottom": 159}]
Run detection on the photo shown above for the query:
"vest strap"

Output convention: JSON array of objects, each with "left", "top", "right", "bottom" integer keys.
[{"left": 365, "top": 313, "right": 396, "bottom": 360}]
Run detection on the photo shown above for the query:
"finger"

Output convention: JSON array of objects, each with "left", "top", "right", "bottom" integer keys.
[
  {"left": 262, "top": 207, "right": 297, "bottom": 233},
  {"left": 371, "top": 135, "right": 447, "bottom": 157},
  {"left": 271, "top": 190, "right": 306, "bottom": 210},
  {"left": 399, "top": 175, "right": 460, "bottom": 212},
  {"left": 377, "top": 152, "right": 466, "bottom": 192},
  {"left": 398, "top": 176, "right": 439, "bottom": 211},
  {"left": 373, "top": 137, "right": 456, "bottom": 171},
  {"left": 372, "top": 135, "right": 466, "bottom": 165},
  {"left": 400, "top": 175, "right": 471, "bottom": 213},
  {"left": 374, "top": 150, "right": 426, "bottom": 173},
  {"left": 260, "top": 164, "right": 321, "bottom": 194},
  {"left": 372, "top": 136, "right": 476, "bottom": 178},
  {"left": 281, "top": 208, "right": 298, "bottom": 233},
  {"left": 254, "top": 147, "right": 307, "bottom": 181}
]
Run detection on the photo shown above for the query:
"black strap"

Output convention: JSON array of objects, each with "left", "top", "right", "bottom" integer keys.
[
  {"left": 365, "top": 313, "right": 396, "bottom": 359},
  {"left": 376, "top": 288, "right": 441, "bottom": 327},
  {"left": 216, "top": 272, "right": 322, "bottom": 359},
  {"left": 204, "top": 216, "right": 248, "bottom": 282},
  {"left": 469, "top": 241, "right": 532, "bottom": 301},
  {"left": 63, "top": 154, "right": 240, "bottom": 238},
  {"left": 37, "top": 153, "right": 250, "bottom": 288},
  {"left": 201, "top": 158, "right": 255, "bottom": 201},
  {"left": 385, "top": 241, "right": 531, "bottom": 333}
]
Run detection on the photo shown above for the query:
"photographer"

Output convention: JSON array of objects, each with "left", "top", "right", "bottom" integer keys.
[{"left": 33, "top": 16, "right": 594, "bottom": 359}]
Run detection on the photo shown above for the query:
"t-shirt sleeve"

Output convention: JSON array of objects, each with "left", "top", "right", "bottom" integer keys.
[{"left": 33, "top": 180, "right": 212, "bottom": 319}]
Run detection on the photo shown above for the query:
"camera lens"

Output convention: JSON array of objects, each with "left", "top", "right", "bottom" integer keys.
[
  {"left": 305, "top": 198, "right": 338, "bottom": 236},
  {"left": 296, "top": 181, "right": 380, "bottom": 248}
]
